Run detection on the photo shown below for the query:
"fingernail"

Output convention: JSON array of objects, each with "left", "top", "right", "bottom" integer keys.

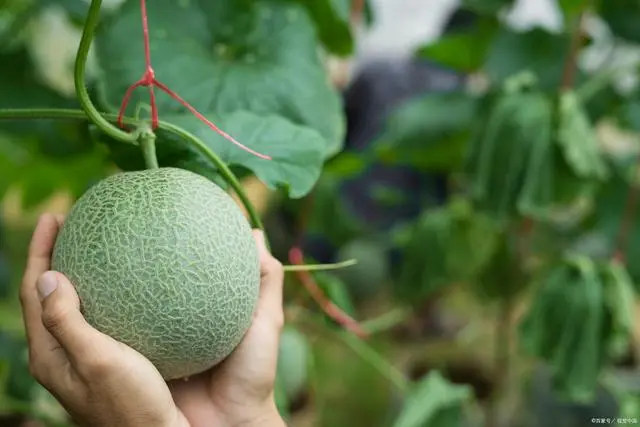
[{"left": 37, "top": 272, "right": 58, "bottom": 300}]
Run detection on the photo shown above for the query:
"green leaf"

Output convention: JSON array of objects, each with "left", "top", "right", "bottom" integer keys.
[
  {"left": 600, "top": 260, "right": 635, "bottom": 360},
  {"left": 0, "top": 332, "right": 35, "bottom": 403},
  {"left": 289, "top": 0, "right": 354, "bottom": 56},
  {"left": 484, "top": 28, "right": 576, "bottom": 90},
  {"left": 520, "top": 256, "right": 608, "bottom": 403},
  {"left": 467, "top": 89, "right": 555, "bottom": 223},
  {"left": 416, "top": 18, "right": 498, "bottom": 72},
  {"left": 316, "top": 271, "right": 357, "bottom": 319},
  {"left": 0, "top": 48, "right": 92, "bottom": 158},
  {"left": 105, "top": 111, "right": 327, "bottom": 198},
  {"left": 558, "top": 0, "right": 585, "bottom": 19},
  {"left": 96, "top": 0, "right": 346, "bottom": 156},
  {"left": 557, "top": 91, "right": 609, "bottom": 181},
  {"left": 395, "top": 198, "right": 500, "bottom": 303},
  {"left": 393, "top": 370, "right": 472, "bottom": 427},
  {"left": 446, "top": 198, "right": 502, "bottom": 282},
  {"left": 284, "top": 172, "right": 364, "bottom": 247},
  {"left": 516, "top": 91, "right": 595, "bottom": 221},
  {"left": 0, "top": 136, "right": 109, "bottom": 208},
  {"left": 395, "top": 207, "right": 450, "bottom": 302},
  {"left": 587, "top": 164, "right": 640, "bottom": 285},
  {"left": 473, "top": 232, "right": 528, "bottom": 301},
  {"left": 551, "top": 257, "right": 605, "bottom": 403},
  {"left": 599, "top": 0, "right": 640, "bottom": 43},
  {"left": 373, "top": 91, "right": 478, "bottom": 171}
]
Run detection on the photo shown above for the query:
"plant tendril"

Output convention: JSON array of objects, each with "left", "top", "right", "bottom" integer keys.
[
  {"left": 116, "top": 0, "right": 272, "bottom": 160},
  {"left": 77, "top": 0, "right": 136, "bottom": 144}
]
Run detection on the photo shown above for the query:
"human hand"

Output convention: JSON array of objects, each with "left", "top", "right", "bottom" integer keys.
[
  {"left": 169, "top": 230, "right": 286, "bottom": 427},
  {"left": 19, "top": 214, "right": 189, "bottom": 427}
]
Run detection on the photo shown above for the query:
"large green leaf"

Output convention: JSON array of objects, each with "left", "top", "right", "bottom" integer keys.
[
  {"left": 104, "top": 111, "right": 326, "bottom": 198},
  {"left": 461, "top": 0, "right": 515, "bottom": 15},
  {"left": 416, "top": 18, "right": 498, "bottom": 72},
  {"left": 373, "top": 91, "right": 479, "bottom": 172},
  {"left": 484, "top": 28, "right": 576, "bottom": 91},
  {"left": 393, "top": 371, "right": 472, "bottom": 427},
  {"left": 95, "top": 0, "right": 345, "bottom": 156},
  {"left": 290, "top": 0, "right": 353, "bottom": 56}
]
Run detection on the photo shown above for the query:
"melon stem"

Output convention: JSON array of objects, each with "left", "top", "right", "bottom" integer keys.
[{"left": 139, "top": 130, "right": 159, "bottom": 169}]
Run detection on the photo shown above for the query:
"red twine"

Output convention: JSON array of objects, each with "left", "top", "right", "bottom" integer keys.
[{"left": 117, "top": 0, "right": 271, "bottom": 160}]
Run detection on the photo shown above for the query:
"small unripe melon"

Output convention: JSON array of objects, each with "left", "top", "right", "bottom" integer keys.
[
  {"left": 51, "top": 167, "right": 260, "bottom": 380},
  {"left": 276, "top": 327, "right": 310, "bottom": 401}
]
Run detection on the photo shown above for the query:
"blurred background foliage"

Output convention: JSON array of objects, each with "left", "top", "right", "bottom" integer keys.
[{"left": 2, "top": 0, "right": 640, "bottom": 426}]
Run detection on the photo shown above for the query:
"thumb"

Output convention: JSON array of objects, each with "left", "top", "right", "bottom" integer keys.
[{"left": 38, "top": 271, "right": 101, "bottom": 361}]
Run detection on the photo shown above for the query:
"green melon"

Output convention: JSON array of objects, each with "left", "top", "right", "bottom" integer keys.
[
  {"left": 51, "top": 167, "right": 260, "bottom": 380},
  {"left": 276, "top": 326, "right": 310, "bottom": 401}
]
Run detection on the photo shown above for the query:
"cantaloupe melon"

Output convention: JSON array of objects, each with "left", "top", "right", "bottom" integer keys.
[{"left": 51, "top": 167, "right": 260, "bottom": 380}]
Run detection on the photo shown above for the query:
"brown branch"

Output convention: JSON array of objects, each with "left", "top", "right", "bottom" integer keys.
[{"left": 350, "top": 0, "right": 366, "bottom": 26}]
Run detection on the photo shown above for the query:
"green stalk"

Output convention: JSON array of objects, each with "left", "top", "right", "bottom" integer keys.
[
  {"left": 75, "top": 0, "right": 136, "bottom": 144},
  {"left": 339, "top": 331, "right": 410, "bottom": 393},
  {"left": 282, "top": 259, "right": 357, "bottom": 272},
  {"left": 360, "top": 307, "right": 413, "bottom": 335},
  {"left": 0, "top": 108, "right": 262, "bottom": 229},
  {"left": 295, "top": 307, "right": 411, "bottom": 394},
  {"left": 139, "top": 130, "right": 159, "bottom": 169}
]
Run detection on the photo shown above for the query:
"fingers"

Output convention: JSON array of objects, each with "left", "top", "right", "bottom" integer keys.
[
  {"left": 38, "top": 271, "right": 106, "bottom": 368},
  {"left": 20, "top": 215, "right": 65, "bottom": 366},
  {"left": 22, "top": 214, "right": 60, "bottom": 292},
  {"left": 252, "top": 230, "right": 284, "bottom": 329}
]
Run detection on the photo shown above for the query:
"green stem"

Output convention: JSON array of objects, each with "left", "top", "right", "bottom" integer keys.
[
  {"left": 0, "top": 108, "right": 263, "bottom": 230},
  {"left": 361, "top": 307, "right": 413, "bottom": 335},
  {"left": 282, "top": 259, "right": 357, "bottom": 272},
  {"left": 338, "top": 331, "right": 410, "bottom": 394},
  {"left": 140, "top": 129, "right": 159, "bottom": 169},
  {"left": 75, "top": 0, "right": 136, "bottom": 144},
  {"left": 295, "top": 307, "right": 411, "bottom": 394}
]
